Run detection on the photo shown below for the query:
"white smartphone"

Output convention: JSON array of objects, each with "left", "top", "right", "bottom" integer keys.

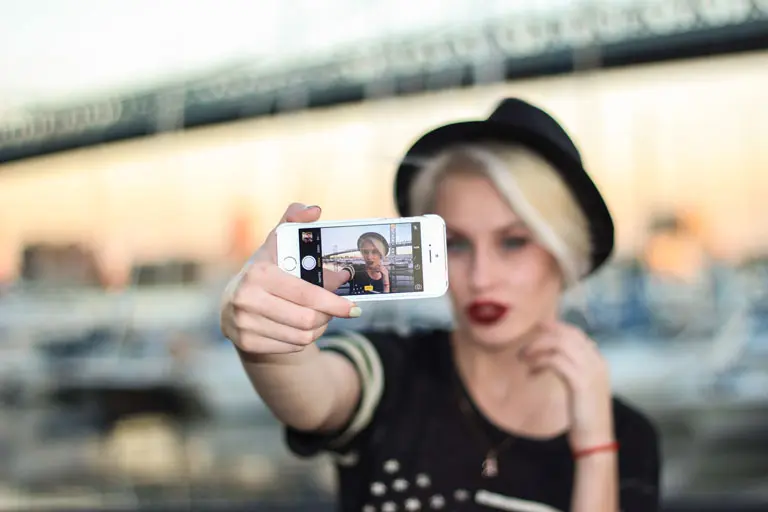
[{"left": 276, "top": 214, "right": 449, "bottom": 302}]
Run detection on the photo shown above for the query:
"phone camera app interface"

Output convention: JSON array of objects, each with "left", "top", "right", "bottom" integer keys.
[{"left": 297, "top": 223, "right": 424, "bottom": 296}]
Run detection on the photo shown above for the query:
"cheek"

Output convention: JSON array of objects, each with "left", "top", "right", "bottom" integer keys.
[
  {"left": 513, "top": 249, "right": 561, "bottom": 295},
  {"left": 446, "top": 254, "right": 471, "bottom": 290}
]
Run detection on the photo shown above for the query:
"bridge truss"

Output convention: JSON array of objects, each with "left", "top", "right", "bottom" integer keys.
[{"left": 1, "top": 0, "right": 767, "bottom": 164}]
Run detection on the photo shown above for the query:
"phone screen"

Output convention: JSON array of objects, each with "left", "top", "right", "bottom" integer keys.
[{"left": 297, "top": 222, "right": 424, "bottom": 296}]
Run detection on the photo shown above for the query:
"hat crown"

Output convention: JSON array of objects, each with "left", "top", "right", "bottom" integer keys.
[
  {"left": 487, "top": 98, "right": 582, "bottom": 165},
  {"left": 393, "top": 97, "right": 614, "bottom": 274}
]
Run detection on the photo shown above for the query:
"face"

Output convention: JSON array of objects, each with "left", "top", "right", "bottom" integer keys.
[
  {"left": 433, "top": 173, "right": 562, "bottom": 349},
  {"left": 360, "top": 240, "right": 382, "bottom": 268}
]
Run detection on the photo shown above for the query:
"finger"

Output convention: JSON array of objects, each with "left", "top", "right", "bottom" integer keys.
[
  {"left": 233, "top": 278, "right": 332, "bottom": 330},
  {"left": 531, "top": 322, "right": 592, "bottom": 353},
  {"left": 528, "top": 352, "right": 580, "bottom": 387},
  {"left": 284, "top": 203, "right": 322, "bottom": 223},
  {"left": 236, "top": 333, "right": 306, "bottom": 355},
  {"left": 259, "top": 264, "right": 360, "bottom": 318},
  {"left": 323, "top": 268, "right": 351, "bottom": 292},
  {"left": 522, "top": 335, "right": 584, "bottom": 368},
  {"left": 232, "top": 307, "right": 325, "bottom": 347},
  {"left": 260, "top": 203, "right": 323, "bottom": 262}
]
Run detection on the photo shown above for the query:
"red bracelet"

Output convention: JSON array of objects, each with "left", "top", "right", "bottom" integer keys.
[{"left": 573, "top": 441, "right": 619, "bottom": 459}]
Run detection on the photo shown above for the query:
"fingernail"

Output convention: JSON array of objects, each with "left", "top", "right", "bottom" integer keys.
[
  {"left": 349, "top": 306, "right": 362, "bottom": 318},
  {"left": 305, "top": 204, "right": 321, "bottom": 211}
]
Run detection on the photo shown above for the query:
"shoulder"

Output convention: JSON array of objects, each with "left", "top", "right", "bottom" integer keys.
[
  {"left": 612, "top": 396, "right": 660, "bottom": 446},
  {"left": 319, "top": 328, "right": 448, "bottom": 379},
  {"left": 361, "top": 328, "right": 449, "bottom": 355},
  {"left": 321, "top": 327, "right": 448, "bottom": 354},
  {"left": 612, "top": 396, "right": 662, "bottom": 509},
  {"left": 612, "top": 396, "right": 661, "bottom": 481},
  {"left": 284, "top": 329, "right": 449, "bottom": 458}
]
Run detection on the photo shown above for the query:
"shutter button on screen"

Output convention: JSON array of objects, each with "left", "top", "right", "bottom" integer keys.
[
  {"left": 282, "top": 257, "right": 297, "bottom": 271},
  {"left": 301, "top": 255, "right": 317, "bottom": 271}
]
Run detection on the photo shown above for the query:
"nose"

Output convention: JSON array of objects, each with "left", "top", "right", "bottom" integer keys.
[{"left": 470, "top": 246, "right": 497, "bottom": 291}]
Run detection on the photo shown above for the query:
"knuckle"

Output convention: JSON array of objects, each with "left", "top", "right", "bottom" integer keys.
[
  {"left": 296, "top": 329, "right": 317, "bottom": 346},
  {"left": 310, "top": 311, "right": 329, "bottom": 329},
  {"left": 233, "top": 284, "right": 268, "bottom": 312},
  {"left": 297, "top": 311, "right": 317, "bottom": 331},
  {"left": 313, "top": 324, "right": 328, "bottom": 338},
  {"left": 231, "top": 281, "right": 251, "bottom": 307},
  {"left": 314, "top": 311, "right": 331, "bottom": 328},
  {"left": 233, "top": 309, "right": 252, "bottom": 329},
  {"left": 245, "top": 260, "right": 271, "bottom": 281},
  {"left": 237, "top": 335, "right": 262, "bottom": 354}
]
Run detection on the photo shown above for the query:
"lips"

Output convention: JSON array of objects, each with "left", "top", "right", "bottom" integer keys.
[{"left": 466, "top": 301, "right": 509, "bottom": 325}]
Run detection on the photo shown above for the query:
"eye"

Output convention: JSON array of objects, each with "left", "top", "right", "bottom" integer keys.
[
  {"left": 501, "top": 237, "right": 529, "bottom": 250},
  {"left": 446, "top": 237, "right": 471, "bottom": 253}
]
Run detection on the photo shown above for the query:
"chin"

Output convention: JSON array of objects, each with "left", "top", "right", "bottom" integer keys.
[{"left": 460, "top": 319, "right": 527, "bottom": 351}]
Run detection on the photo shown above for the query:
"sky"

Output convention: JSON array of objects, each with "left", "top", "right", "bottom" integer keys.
[{"left": 0, "top": 0, "right": 643, "bottom": 113}]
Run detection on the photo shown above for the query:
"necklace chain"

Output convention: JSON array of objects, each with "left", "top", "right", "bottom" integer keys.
[{"left": 456, "top": 390, "right": 516, "bottom": 479}]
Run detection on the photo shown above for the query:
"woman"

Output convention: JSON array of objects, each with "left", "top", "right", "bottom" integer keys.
[
  {"left": 221, "top": 98, "right": 660, "bottom": 512},
  {"left": 340, "top": 232, "right": 391, "bottom": 295}
]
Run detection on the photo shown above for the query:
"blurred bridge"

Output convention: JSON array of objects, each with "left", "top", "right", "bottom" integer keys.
[{"left": 323, "top": 239, "right": 412, "bottom": 258}]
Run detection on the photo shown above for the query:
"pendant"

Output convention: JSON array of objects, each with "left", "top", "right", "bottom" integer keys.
[{"left": 481, "top": 453, "right": 498, "bottom": 478}]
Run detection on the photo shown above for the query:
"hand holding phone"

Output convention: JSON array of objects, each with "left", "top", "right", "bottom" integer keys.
[
  {"left": 220, "top": 204, "right": 361, "bottom": 356},
  {"left": 276, "top": 214, "right": 449, "bottom": 302}
]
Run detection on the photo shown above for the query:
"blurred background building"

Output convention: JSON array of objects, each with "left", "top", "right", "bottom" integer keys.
[{"left": 1, "top": 0, "right": 768, "bottom": 510}]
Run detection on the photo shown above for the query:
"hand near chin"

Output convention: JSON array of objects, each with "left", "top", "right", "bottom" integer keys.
[{"left": 520, "top": 321, "right": 614, "bottom": 450}]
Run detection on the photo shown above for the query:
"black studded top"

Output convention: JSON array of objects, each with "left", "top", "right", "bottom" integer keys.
[{"left": 286, "top": 330, "right": 660, "bottom": 512}]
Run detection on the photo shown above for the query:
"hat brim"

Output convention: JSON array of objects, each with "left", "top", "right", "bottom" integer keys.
[{"left": 394, "top": 120, "right": 614, "bottom": 273}]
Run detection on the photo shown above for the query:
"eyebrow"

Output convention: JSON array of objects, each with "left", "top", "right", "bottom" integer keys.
[{"left": 447, "top": 221, "right": 527, "bottom": 237}]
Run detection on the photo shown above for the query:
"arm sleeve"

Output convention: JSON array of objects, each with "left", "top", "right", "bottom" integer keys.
[
  {"left": 284, "top": 330, "right": 406, "bottom": 459},
  {"left": 617, "top": 409, "right": 662, "bottom": 512}
]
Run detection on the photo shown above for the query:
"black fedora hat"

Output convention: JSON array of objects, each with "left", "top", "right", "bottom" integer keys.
[{"left": 394, "top": 97, "right": 614, "bottom": 274}]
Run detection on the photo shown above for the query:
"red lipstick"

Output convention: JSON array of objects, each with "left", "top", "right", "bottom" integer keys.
[{"left": 466, "top": 301, "right": 509, "bottom": 325}]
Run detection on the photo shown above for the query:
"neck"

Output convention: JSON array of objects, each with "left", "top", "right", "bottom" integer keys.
[{"left": 450, "top": 326, "right": 560, "bottom": 406}]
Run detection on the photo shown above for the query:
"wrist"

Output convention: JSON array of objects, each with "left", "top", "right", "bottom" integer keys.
[
  {"left": 569, "top": 406, "right": 614, "bottom": 450},
  {"left": 236, "top": 344, "right": 318, "bottom": 366},
  {"left": 572, "top": 440, "right": 619, "bottom": 461},
  {"left": 569, "top": 425, "right": 615, "bottom": 452}
]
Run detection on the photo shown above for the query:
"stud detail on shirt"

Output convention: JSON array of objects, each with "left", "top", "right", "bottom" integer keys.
[
  {"left": 371, "top": 482, "right": 387, "bottom": 496},
  {"left": 392, "top": 478, "right": 409, "bottom": 492},
  {"left": 429, "top": 494, "right": 445, "bottom": 509},
  {"left": 384, "top": 459, "right": 400, "bottom": 474},
  {"left": 404, "top": 497, "right": 421, "bottom": 511},
  {"left": 382, "top": 501, "right": 397, "bottom": 512},
  {"left": 454, "top": 489, "right": 469, "bottom": 502},
  {"left": 333, "top": 450, "right": 359, "bottom": 467},
  {"left": 415, "top": 473, "right": 431, "bottom": 488}
]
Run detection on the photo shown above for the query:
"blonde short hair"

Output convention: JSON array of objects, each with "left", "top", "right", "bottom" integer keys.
[{"left": 408, "top": 143, "right": 591, "bottom": 286}]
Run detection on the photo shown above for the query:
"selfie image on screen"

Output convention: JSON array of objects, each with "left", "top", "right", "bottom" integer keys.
[{"left": 297, "top": 223, "right": 424, "bottom": 296}]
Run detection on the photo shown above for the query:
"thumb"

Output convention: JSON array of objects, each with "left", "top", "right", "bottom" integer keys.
[
  {"left": 282, "top": 203, "right": 322, "bottom": 224},
  {"left": 323, "top": 268, "right": 351, "bottom": 292},
  {"left": 259, "top": 203, "right": 323, "bottom": 262}
]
